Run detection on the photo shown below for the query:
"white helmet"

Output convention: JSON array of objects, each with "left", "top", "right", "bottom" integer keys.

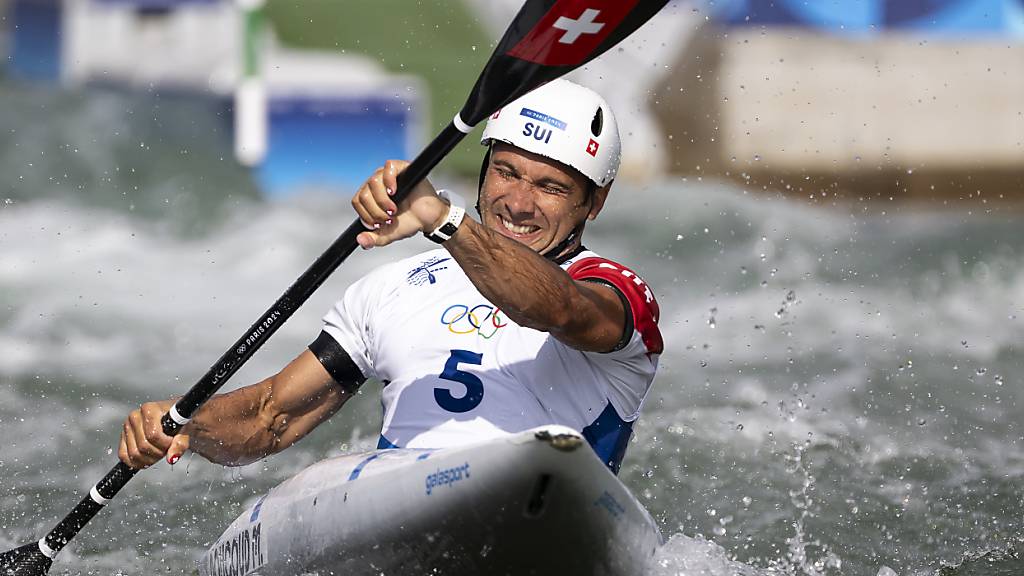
[{"left": 481, "top": 79, "right": 620, "bottom": 187}]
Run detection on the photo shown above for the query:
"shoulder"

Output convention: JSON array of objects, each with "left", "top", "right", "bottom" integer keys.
[
  {"left": 358, "top": 249, "right": 454, "bottom": 288},
  {"left": 338, "top": 250, "right": 453, "bottom": 313},
  {"left": 562, "top": 251, "right": 658, "bottom": 313},
  {"left": 563, "top": 251, "right": 663, "bottom": 355},
  {"left": 395, "top": 248, "right": 459, "bottom": 286}
]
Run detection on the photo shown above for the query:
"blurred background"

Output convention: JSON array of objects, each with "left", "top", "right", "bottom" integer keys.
[
  {"left": 3, "top": 0, "right": 1022, "bottom": 199},
  {"left": 1, "top": 1, "right": 1023, "bottom": 575}
]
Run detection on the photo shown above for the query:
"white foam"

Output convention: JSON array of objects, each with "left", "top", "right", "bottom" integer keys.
[
  {"left": 0, "top": 197, "right": 425, "bottom": 391},
  {"left": 649, "top": 533, "right": 767, "bottom": 576}
]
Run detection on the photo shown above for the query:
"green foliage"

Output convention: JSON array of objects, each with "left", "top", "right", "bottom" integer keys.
[{"left": 265, "top": 0, "right": 492, "bottom": 176}]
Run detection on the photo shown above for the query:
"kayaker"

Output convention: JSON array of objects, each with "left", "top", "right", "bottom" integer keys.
[{"left": 118, "top": 79, "right": 663, "bottom": 475}]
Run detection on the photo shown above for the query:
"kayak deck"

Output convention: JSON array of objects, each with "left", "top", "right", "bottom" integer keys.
[{"left": 199, "top": 426, "right": 662, "bottom": 576}]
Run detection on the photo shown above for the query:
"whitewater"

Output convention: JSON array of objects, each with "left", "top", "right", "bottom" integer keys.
[{"left": 1, "top": 83, "right": 1022, "bottom": 575}]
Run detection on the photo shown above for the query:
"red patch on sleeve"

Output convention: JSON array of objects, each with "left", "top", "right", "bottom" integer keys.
[{"left": 567, "top": 257, "right": 663, "bottom": 355}]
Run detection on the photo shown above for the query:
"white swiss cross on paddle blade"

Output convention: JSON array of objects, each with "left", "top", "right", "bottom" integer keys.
[
  {"left": 553, "top": 8, "right": 604, "bottom": 44},
  {"left": 507, "top": 0, "right": 641, "bottom": 67}
]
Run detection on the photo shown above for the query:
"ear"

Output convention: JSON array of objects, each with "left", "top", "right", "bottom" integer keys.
[{"left": 586, "top": 181, "right": 612, "bottom": 221}]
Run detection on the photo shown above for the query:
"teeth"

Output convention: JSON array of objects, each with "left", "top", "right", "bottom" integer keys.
[{"left": 500, "top": 217, "right": 539, "bottom": 235}]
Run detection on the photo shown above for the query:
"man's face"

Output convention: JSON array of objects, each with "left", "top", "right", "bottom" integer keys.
[{"left": 478, "top": 143, "right": 608, "bottom": 256}]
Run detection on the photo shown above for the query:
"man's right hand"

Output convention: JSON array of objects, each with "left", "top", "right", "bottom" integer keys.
[
  {"left": 119, "top": 399, "right": 190, "bottom": 469},
  {"left": 352, "top": 159, "right": 448, "bottom": 250}
]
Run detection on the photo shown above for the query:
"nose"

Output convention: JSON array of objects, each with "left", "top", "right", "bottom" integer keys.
[{"left": 503, "top": 180, "right": 536, "bottom": 217}]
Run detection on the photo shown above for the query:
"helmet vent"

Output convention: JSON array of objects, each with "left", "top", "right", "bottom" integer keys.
[{"left": 591, "top": 108, "right": 603, "bottom": 137}]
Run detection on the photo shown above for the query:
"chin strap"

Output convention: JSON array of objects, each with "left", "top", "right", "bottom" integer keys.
[{"left": 543, "top": 224, "right": 586, "bottom": 264}]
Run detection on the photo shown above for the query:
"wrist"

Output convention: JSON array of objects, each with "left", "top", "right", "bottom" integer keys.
[
  {"left": 427, "top": 197, "right": 451, "bottom": 233},
  {"left": 424, "top": 190, "right": 466, "bottom": 244}
]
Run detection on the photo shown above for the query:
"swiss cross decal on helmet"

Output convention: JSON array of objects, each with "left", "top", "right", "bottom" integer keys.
[{"left": 481, "top": 79, "right": 621, "bottom": 187}]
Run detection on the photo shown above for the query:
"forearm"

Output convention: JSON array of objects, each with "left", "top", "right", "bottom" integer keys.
[
  {"left": 444, "top": 218, "right": 586, "bottom": 334},
  {"left": 184, "top": 381, "right": 280, "bottom": 466},
  {"left": 187, "top": 373, "right": 348, "bottom": 466}
]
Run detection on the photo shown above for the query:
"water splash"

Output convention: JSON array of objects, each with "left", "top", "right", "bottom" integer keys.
[
  {"left": 767, "top": 441, "right": 843, "bottom": 576},
  {"left": 936, "top": 540, "right": 1024, "bottom": 576},
  {"left": 648, "top": 533, "right": 767, "bottom": 576}
]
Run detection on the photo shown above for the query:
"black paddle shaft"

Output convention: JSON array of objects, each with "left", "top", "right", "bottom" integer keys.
[
  {"left": 166, "top": 121, "right": 467, "bottom": 433},
  {"left": 2, "top": 2, "right": 671, "bottom": 572},
  {"left": 16, "top": 121, "right": 467, "bottom": 562}
]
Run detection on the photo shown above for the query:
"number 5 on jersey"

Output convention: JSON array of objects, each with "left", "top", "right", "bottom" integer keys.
[{"left": 435, "top": 350, "right": 484, "bottom": 413}]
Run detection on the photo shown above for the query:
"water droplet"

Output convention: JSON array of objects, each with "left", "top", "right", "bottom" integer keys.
[
  {"left": 917, "top": 418, "right": 927, "bottom": 426},
  {"left": 976, "top": 367, "right": 987, "bottom": 376},
  {"left": 741, "top": 496, "right": 752, "bottom": 506}
]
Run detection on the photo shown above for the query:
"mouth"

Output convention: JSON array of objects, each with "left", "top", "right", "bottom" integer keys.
[{"left": 498, "top": 216, "right": 541, "bottom": 237}]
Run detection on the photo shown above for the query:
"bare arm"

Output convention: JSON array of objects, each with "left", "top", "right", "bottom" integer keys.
[
  {"left": 186, "top": 350, "right": 350, "bottom": 465},
  {"left": 442, "top": 218, "right": 626, "bottom": 352},
  {"left": 120, "top": 350, "right": 353, "bottom": 468}
]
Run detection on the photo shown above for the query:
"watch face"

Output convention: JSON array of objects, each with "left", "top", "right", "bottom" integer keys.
[{"left": 440, "top": 222, "right": 459, "bottom": 237}]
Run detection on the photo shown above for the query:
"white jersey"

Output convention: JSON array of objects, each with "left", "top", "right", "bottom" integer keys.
[{"left": 320, "top": 248, "right": 663, "bottom": 472}]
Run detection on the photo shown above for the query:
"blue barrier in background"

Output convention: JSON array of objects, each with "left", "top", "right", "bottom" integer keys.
[
  {"left": 720, "top": 0, "right": 1024, "bottom": 36},
  {"left": 256, "top": 94, "right": 418, "bottom": 198},
  {"left": 9, "top": 0, "right": 62, "bottom": 81}
]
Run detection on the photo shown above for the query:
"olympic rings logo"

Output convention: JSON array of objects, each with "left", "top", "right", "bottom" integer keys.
[{"left": 441, "top": 304, "right": 508, "bottom": 338}]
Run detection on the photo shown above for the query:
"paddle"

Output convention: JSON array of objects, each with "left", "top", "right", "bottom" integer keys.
[{"left": 0, "top": 1, "right": 669, "bottom": 573}]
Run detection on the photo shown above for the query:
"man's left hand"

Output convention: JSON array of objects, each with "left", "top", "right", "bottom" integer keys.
[{"left": 352, "top": 160, "right": 449, "bottom": 250}]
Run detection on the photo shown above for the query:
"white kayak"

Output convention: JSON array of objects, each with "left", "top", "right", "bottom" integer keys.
[{"left": 198, "top": 425, "right": 663, "bottom": 576}]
